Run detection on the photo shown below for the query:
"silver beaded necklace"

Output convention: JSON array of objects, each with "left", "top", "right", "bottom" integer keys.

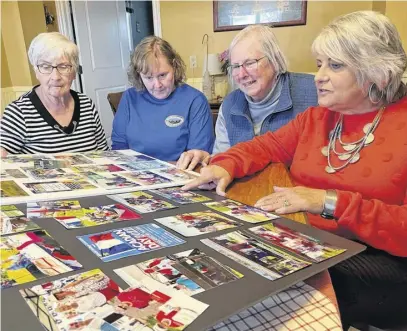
[{"left": 321, "top": 107, "right": 385, "bottom": 173}]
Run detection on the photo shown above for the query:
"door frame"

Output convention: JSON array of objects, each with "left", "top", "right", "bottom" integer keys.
[{"left": 55, "top": 0, "right": 162, "bottom": 91}]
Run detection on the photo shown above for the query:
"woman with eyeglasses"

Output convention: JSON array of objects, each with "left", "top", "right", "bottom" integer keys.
[
  {"left": 111, "top": 36, "right": 214, "bottom": 161},
  {"left": 0, "top": 32, "right": 108, "bottom": 156},
  {"left": 185, "top": 11, "right": 407, "bottom": 330},
  {"left": 176, "top": 25, "right": 318, "bottom": 170}
]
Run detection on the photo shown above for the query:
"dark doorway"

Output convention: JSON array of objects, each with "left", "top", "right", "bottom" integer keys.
[{"left": 126, "top": 1, "right": 154, "bottom": 49}]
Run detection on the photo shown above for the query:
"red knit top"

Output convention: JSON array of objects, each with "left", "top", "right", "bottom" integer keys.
[{"left": 211, "top": 97, "right": 407, "bottom": 257}]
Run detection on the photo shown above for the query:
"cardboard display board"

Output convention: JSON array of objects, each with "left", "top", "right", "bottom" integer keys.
[{"left": 1, "top": 191, "right": 365, "bottom": 331}]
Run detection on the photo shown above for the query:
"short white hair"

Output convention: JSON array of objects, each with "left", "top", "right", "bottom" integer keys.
[
  {"left": 229, "top": 24, "right": 288, "bottom": 75},
  {"left": 312, "top": 11, "right": 407, "bottom": 104},
  {"left": 28, "top": 32, "right": 79, "bottom": 71}
]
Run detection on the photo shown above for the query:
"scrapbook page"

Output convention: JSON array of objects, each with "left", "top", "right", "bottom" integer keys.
[
  {"left": 150, "top": 187, "right": 211, "bottom": 204},
  {"left": 86, "top": 173, "right": 140, "bottom": 190},
  {"left": 0, "top": 180, "right": 29, "bottom": 197},
  {"left": 20, "top": 268, "right": 208, "bottom": 331},
  {"left": 122, "top": 171, "right": 173, "bottom": 186},
  {"left": 23, "top": 180, "right": 97, "bottom": 194},
  {"left": 120, "top": 160, "right": 170, "bottom": 171},
  {"left": 54, "top": 204, "right": 142, "bottom": 229},
  {"left": 250, "top": 223, "right": 347, "bottom": 262},
  {"left": 204, "top": 199, "right": 279, "bottom": 223},
  {"left": 71, "top": 164, "right": 126, "bottom": 173},
  {"left": 54, "top": 154, "right": 94, "bottom": 165},
  {"left": 27, "top": 200, "right": 82, "bottom": 218},
  {"left": 109, "top": 191, "right": 177, "bottom": 213},
  {"left": 1, "top": 230, "right": 82, "bottom": 289},
  {"left": 151, "top": 168, "right": 198, "bottom": 181},
  {"left": 202, "top": 230, "right": 311, "bottom": 281},
  {"left": 155, "top": 211, "right": 239, "bottom": 237},
  {"left": 115, "top": 248, "right": 243, "bottom": 296},
  {"left": 77, "top": 223, "right": 186, "bottom": 262},
  {"left": 1, "top": 205, "right": 40, "bottom": 235}
]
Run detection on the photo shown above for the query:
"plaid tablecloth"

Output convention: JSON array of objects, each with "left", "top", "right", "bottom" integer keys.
[{"left": 207, "top": 281, "right": 342, "bottom": 331}]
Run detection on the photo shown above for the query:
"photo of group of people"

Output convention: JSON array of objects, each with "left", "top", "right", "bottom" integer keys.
[
  {"left": 202, "top": 231, "right": 312, "bottom": 281},
  {"left": 1, "top": 230, "right": 81, "bottom": 289},
  {"left": 20, "top": 269, "right": 208, "bottom": 331},
  {"left": 155, "top": 211, "right": 239, "bottom": 237},
  {"left": 110, "top": 191, "right": 177, "bottom": 213},
  {"left": 115, "top": 248, "right": 243, "bottom": 296}
]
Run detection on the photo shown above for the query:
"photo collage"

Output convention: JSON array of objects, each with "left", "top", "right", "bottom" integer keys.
[{"left": 1, "top": 151, "right": 349, "bottom": 331}]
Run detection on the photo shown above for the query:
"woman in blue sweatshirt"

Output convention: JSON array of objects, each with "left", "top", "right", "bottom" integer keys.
[{"left": 112, "top": 36, "right": 214, "bottom": 161}]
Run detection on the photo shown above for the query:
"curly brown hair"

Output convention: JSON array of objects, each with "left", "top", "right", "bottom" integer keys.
[{"left": 128, "top": 36, "right": 186, "bottom": 91}]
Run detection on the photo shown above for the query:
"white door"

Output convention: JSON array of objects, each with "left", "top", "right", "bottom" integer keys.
[{"left": 71, "top": 0, "right": 130, "bottom": 144}]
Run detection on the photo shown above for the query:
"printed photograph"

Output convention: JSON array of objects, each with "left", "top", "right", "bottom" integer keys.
[
  {"left": 115, "top": 248, "right": 243, "bottom": 296},
  {"left": 122, "top": 171, "right": 172, "bottom": 186},
  {"left": 202, "top": 231, "right": 311, "bottom": 280},
  {"left": 55, "top": 204, "right": 141, "bottom": 229},
  {"left": 204, "top": 199, "right": 279, "bottom": 223},
  {"left": 1, "top": 230, "right": 82, "bottom": 289},
  {"left": 110, "top": 191, "right": 177, "bottom": 213},
  {"left": 151, "top": 187, "right": 211, "bottom": 204},
  {"left": 77, "top": 223, "right": 185, "bottom": 262},
  {"left": 20, "top": 268, "right": 208, "bottom": 331},
  {"left": 155, "top": 211, "right": 239, "bottom": 237},
  {"left": 250, "top": 223, "right": 346, "bottom": 262},
  {"left": 0, "top": 180, "right": 29, "bottom": 198}
]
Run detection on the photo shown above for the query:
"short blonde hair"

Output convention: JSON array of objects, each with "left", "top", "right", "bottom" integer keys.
[
  {"left": 128, "top": 36, "right": 186, "bottom": 91},
  {"left": 312, "top": 11, "right": 407, "bottom": 104},
  {"left": 28, "top": 32, "right": 79, "bottom": 72},
  {"left": 229, "top": 25, "right": 288, "bottom": 75}
]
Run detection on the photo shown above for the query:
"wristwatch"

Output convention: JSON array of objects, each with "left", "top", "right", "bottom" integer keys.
[{"left": 321, "top": 189, "right": 338, "bottom": 220}]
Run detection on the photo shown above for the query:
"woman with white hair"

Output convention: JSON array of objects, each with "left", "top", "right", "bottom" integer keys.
[
  {"left": 186, "top": 11, "right": 407, "bottom": 330},
  {"left": 0, "top": 32, "right": 108, "bottom": 156},
  {"left": 177, "top": 24, "right": 317, "bottom": 170}
]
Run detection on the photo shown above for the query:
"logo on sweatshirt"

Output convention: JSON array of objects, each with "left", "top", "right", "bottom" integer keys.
[{"left": 165, "top": 115, "right": 184, "bottom": 127}]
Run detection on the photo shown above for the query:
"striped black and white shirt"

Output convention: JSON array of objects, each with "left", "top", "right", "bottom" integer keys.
[{"left": 1, "top": 87, "right": 109, "bottom": 154}]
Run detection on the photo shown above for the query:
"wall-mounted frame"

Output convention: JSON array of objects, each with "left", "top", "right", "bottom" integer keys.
[{"left": 213, "top": 1, "right": 307, "bottom": 32}]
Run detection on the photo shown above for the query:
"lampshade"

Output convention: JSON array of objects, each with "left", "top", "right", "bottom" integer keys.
[{"left": 203, "top": 53, "right": 223, "bottom": 76}]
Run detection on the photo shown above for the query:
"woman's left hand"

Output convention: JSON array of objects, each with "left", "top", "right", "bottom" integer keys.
[{"left": 254, "top": 186, "right": 327, "bottom": 215}]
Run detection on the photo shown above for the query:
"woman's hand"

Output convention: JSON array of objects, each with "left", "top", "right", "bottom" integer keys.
[
  {"left": 182, "top": 165, "right": 232, "bottom": 196},
  {"left": 254, "top": 186, "right": 327, "bottom": 215},
  {"left": 176, "top": 149, "right": 211, "bottom": 170}
]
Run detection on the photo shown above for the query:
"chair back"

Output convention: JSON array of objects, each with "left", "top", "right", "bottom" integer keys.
[{"left": 107, "top": 91, "right": 124, "bottom": 115}]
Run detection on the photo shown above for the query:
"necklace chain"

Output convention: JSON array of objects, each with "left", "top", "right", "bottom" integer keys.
[{"left": 322, "top": 107, "right": 385, "bottom": 173}]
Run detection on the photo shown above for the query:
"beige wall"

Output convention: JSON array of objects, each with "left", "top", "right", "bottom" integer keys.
[
  {"left": 1, "top": 1, "right": 47, "bottom": 88},
  {"left": 18, "top": 1, "right": 47, "bottom": 84},
  {"left": 1, "top": 39, "right": 12, "bottom": 88},
  {"left": 386, "top": 1, "right": 407, "bottom": 51},
  {"left": 161, "top": 1, "right": 374, "bottom": 78}
]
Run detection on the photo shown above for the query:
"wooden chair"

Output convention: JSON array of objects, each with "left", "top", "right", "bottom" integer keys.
[{"left": 107, "top": 91, "right": 124, "bottom": 115}]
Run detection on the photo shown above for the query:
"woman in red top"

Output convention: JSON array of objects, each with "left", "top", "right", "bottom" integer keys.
[{"left": 184, "top": 11, "right": 407, "bottom": 330}]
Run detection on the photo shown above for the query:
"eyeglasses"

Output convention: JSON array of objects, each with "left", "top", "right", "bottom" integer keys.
[
  {"left": 228, "top": 56, "right": 267, "bottom": 75},
  {"left": 37, "top": 64, "right": 73, "bottom": 75}
]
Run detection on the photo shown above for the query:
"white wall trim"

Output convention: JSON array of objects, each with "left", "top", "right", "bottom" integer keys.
[
  {"left": 55, "top": 0, "right": 80, "bottom": 92},
  {"left": 152, "top": 0, "right": 162, "bottom": 37}
]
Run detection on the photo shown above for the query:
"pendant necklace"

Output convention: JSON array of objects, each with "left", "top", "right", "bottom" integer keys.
[{"left": 321, "top": 107, "right": 385, "bottom": 174}]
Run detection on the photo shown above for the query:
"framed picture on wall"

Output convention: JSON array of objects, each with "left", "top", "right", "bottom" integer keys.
[{"left": 213, "top": 1, "right": 307, "bottom": 32}]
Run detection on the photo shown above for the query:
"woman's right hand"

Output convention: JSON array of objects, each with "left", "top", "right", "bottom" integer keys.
[
  {"left": 176, "top": 149, "right": 211, "bottom": 171},
  {"left": 182, "top": 165, "right": 233, "bottom": 196}
]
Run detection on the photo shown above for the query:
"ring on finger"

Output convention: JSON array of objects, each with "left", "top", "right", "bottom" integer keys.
[{"left": 283, "top": 199, "right": 291, "bottom": 207}]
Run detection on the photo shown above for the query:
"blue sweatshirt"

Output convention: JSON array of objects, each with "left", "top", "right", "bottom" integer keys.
[{"left": 111, "top": 84, "right": 214, "bottom": 161}]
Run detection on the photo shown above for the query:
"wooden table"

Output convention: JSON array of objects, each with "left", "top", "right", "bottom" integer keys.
[{"left": 224, "top": 163, "right": 339, "bottom": 309}]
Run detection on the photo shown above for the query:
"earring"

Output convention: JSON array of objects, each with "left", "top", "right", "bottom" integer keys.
[{"left": 368, "top": 83, "right": 384, "bottom": 104}]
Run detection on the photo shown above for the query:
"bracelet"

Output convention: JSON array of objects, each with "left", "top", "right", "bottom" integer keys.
[{"left": 321, "top": 189, "right": 338, "bottom": 220}]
